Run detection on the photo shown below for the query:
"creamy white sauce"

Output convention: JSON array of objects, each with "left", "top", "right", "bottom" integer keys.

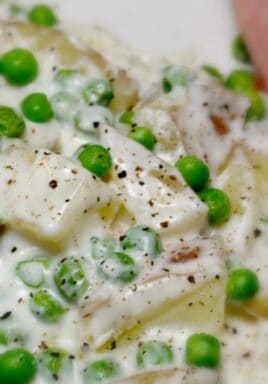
[{"left": 0, "top": 1, "right": 266, "bottom": 384}]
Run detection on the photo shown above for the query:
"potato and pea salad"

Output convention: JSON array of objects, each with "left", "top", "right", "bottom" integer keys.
[{"left": 0, "top": 3, "right": 266, "bottom": 384}]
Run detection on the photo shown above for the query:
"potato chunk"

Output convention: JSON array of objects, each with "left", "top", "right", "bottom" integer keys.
[{"left": 0, "top": 141, "right": 110, "bottom": 247}]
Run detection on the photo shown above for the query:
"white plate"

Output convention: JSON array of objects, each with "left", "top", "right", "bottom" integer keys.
[{"left": 12, "top": 0, "right": 239, "bottom": 70}]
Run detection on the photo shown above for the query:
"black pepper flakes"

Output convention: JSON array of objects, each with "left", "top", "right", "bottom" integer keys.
[
  {"left": 117, "top": 170, "right": 127, "bottom": 179},
  {"left": 49, "top": 180, "right": 58, "bottom": 189},
  {"left": 0, "top": 311, "right": 12, "bottom": 320},
  {"left": 254, "top": 228, "right": 262, "bottom": 238},
  {"left": 160, "top": 221, "right": 169, "bottom": 228},
  {"left": 110, "top": 340, "right": 117, "bottom": 350},
  {"left": 187, "top": 275, "right": 195, "bottom": 284}
]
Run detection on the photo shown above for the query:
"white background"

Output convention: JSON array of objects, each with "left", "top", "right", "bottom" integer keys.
[{"left": 9, "top": 0, "right": 239, "bottom": 70}]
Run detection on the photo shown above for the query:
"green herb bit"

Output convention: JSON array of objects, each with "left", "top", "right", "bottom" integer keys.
[{"left": 232, "top": 35, "right": 251, "bottom": 64}]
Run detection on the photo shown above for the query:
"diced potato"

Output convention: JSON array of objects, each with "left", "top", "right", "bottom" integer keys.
[
  {"left": 0, "top": 141, "right": 111, "bottom": 248},
  {"left": 135, "top": 106, "right": 185, "bottom": 164},
  {"left": 176, "top": 82, "right": 248, "bottom": 173},
  {"left": 242, "top": 296, "right": 268, "bottom": 318},
  {"left": 215, "top": 148, "right": 257, "bottom": 258},
  {"left": 109, "top": 70, "right": 139, "bottom": 114},
  {"left": 113, "top": 367, "right": 218, "bottom": 384},
  {"left": 0, "top": 21, "right": 106, "bottom": 88},
  {"left": 100, "top": 126, "right": 207, "bottom": 236},
  {"left": 80, "top": 238, "right": 226, "bottom": 347}
]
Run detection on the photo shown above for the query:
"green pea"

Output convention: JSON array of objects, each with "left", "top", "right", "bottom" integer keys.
[
  {"left": 54, "top": 69, "right": 84, "bottom": 91},
  {"left": 16, "top": 257, "right": 48, "bottom": 288},
  {"left": 225, "top": 69, "right": 265, "bottom": 122},
  {"left": 90, "top": 236, "right": 119, "bottom": 260},
  {"left": 201, "top": 65, "right": 224, "bottom": 81},
  {"left": 0, "top": 329, "right": 25, "bottom": 347},
  {"left": 225, "top": 69, "right": 255, "bottom": 93},
  {"left": 0, "top": 48, "right": 38, "bottom": 86},
  {"left": 98, "top": 252, "right": 138, "bottom": 283},
  {"left": 1, "top": 329, "right": 25, "bottom": 346},
  {"left": 82, "top": 79, "right": 114, "bottom": 107},
  {"left": 137, "top": 340, "right": 173, "bottom": 368},
  {"left": 226, "top": 268, "right": 259, "bottom": 301},
  {"left": 50, "top": 92, "right": 79, "bottom": 121},
  {"left": 232, "top": 35, "right": 251, "bottom": 64},
  {"left": 84, "top": 359, "right": 120, "bottom": 382},
  {"left": 54, "top": 257, "right": 89, "bottom": 302},
  {"left": 55, "top": 69, "right": 77, "bottom": 83},
  {"left": 0, "top": 348, "right": 37, "bottom": 384},
  {"left": 0, "top": 331, "right": 8, "bottom": 345},
  {"left": 121, "top": 226, "right": 162, "bottom": 257},
  {"left": 74, "top": 106, "right": 113, "bottom": 135},
  {"left": 77, "top": 144, "right": 112, "bottom": 177},
  {"left": 10, "top": 4, "right": 25, "bottom": 16},
  {"left": 128, "top": 126, "right": 156, "bottom": 150},
  {"left": 162, "top": 65, "right": 194, "bottom": 93},
  {"left": 38, "top": 348, "right": 72, "bottom": 380},
  {"left": 30, "top": 290, "right": 66, "bottom": 322},
  {"left": 119, "top": 110, "right": 135, "bottom": 125},
  {"left": 28, "top": 4, "right": 57, "bottom": 26},
  {"left": 0, "top": 106, "right": 25, "bottom": 137},
  {"left": 175, "top": 156, "right": 210, "bottom": 191},
  {"left": 245, "top": 90, "right": 266, "bottom": 122},
  {"left": 21, "top": 93, "right": 53, "bottom": 123},
  {"left": 198, "top": 188, "right": 231, "bottom": 225},
  {"left": 185, "top": 333, "right": 220, "bottom": 368}
]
